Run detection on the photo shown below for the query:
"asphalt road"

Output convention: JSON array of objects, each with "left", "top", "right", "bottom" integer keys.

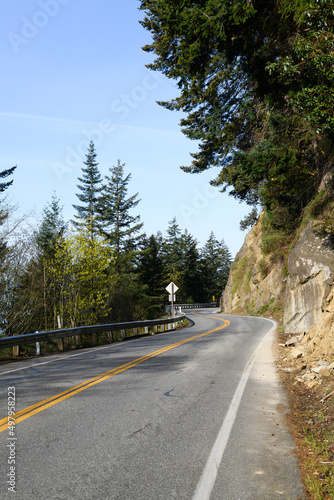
[{"left": 0, "top": 310, "right": 304, "bottom": 499}]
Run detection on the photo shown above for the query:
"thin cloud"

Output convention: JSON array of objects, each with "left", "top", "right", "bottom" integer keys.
[
  {"left": 0, "top": 111, "right": 182, "bottom": 141},
  {"left": 0, "top": 111, "right": 96, "bottom": 134}
]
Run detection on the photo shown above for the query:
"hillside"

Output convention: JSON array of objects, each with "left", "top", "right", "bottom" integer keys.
[{"left": 222, "top": 184, "right": 334, "bottom": 360}]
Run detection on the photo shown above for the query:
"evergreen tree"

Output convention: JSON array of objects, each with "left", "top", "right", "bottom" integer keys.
[
  {"left": 97, "top": 160, "right": 143, "bottom": 273},
  {"left": 201, "top": 232, "right": 232, "bottom": 301},
  {"left": 160, "top": 219, "right": 205, "bottom": 303},
  {"left": 179, "top": 230, "right": 204, "bottom": 303},
  {"left": 161, "top": 216, "right": 183, "bottom": 281},
  {"left": 0, "top": 166, "right": 17, "bottom": 259},
  {"left": 138, "top": 234, "right": 165, "bottom": 294},
  {"left": 0, "top": 165, "right": 16, "bottom": 193},
  {"left": 35, "top": 192, "right": 67, "bottom": 257},
  {"left": 72, "top": 141, "right": 102, "bottom": 240},
  {"left": 137, "top": 233, "right": 166, "bottom": 317}
]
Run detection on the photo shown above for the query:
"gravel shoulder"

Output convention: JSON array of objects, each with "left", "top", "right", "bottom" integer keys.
[{"left": 275, "top": 330, "right": 334, "bottom": 499}]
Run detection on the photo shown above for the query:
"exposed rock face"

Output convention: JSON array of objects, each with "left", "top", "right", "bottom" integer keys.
[
  {"left": 284, "top": 222, "right": 334, "bottom": 333},
  {"left": 221, "top": 215, "right": 285, "bottom": 317},
  {"left": 222, "top": 188, "right": 334, "bottom": 367},
  {"left": 297, "top": 285, "right": 334, "bottom": 362},
  {"left": 222, "top": 213, "right": 334, "bottom": 338}
]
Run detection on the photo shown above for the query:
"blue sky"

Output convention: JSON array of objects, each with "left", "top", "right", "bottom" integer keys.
[{"left": 0, "top": 0, "right": 250, "bottom": 256}]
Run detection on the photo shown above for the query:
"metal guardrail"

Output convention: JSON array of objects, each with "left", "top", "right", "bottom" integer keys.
[
  {"left": 165, "top": 303, "right": 219, "bottom": 313},
  {"left": 176, "top": 303, "right": 218, "bottom": 310},
  {"left": 0, "top": 314, "right": 186, "bottom": 355}
]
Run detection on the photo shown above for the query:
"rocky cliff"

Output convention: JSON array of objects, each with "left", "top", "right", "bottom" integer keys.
[
  {"left": 283, "top": 222, "right": 333, "bottom": 333},
  {"left": 221, "top": 213, "right": 286, "bottom": 320},
  {"left": 222, "top": 197, "right": 334, "bottom": 352}
]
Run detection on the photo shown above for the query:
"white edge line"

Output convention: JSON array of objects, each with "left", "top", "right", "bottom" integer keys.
[{"left": 192, "top": 319, "right": 277, "bottom": 500}]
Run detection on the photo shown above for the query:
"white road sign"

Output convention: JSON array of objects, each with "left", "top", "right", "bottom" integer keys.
[{"left": 165, "top": 282, "right": 178, "bottom": 294}]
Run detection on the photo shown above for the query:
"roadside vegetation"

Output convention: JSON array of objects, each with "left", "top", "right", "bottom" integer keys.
[{"left": 0, "top": 143, "right": 232, "bottom": 338}]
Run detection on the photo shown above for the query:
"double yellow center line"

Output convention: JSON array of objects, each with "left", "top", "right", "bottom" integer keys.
[{"left": 0, "top": 316, "right": 229, "bottom": 432}]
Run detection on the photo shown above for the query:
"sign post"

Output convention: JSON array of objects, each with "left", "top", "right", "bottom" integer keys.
[{"left": 165, "top": 282, "right": 179, "bottom": 317}]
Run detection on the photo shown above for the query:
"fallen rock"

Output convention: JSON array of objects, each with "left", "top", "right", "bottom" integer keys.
[
  {"left": 319, "top": 367, "right": 331, "bottom": 377},
  {"left": 303, "top": 372, "right": 317, "bottom": 382},
  {"left": 306, "top": 381, "right": 319, "bottom": 389},
  {"left": 285, "top": 334, "right": 304, "bottom": 346},
  {"left": 280, "top": 367, "right": 300, "bottom": 373},
  {"left": 290, "top": 348, "right": 304, "bottom": 359},
  {"left": 312, "top": 361, "right": 330, "bottom": 373}
]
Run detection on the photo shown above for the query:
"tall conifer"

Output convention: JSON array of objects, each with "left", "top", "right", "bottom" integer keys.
[
  {"left": 72, "top": 141, "right": 102, "bottom": 241},
  {"left": 201, "top": 232, "right": 232, "bottom": 301},
  {"left": 97, "top": 160, "right": 143, "bottom": 273}
]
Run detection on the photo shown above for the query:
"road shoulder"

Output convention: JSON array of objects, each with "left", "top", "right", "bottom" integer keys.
[{"left": 210, "top": 323, "right": 305, "bottom": 499}]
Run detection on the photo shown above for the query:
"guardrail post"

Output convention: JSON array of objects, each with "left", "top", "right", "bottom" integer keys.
[
  {"left": 92, "top": 333, "right": 98, "bottom": 346},
  {"left": 145, "top": 327, "right": 148, "bottom": 334},
  {"left": 13, "top": 345, "right": 20, "bottom": 356},
  {"left": 133, "top": 328, "right": 138, "bottom": 336},
  {"left": 57, "top": 338, "right": 64, "bottom": 351},
  {"left": 107, "top": 331, "right": 113, "bottom": 342},
  {"left": 75, "top": 335, "right": 81, "bottom": 346},
  {"left": 36, "top": 342, "right": 41, "bottom": 355},
  {"left": 121, "top": 329, "right": 126, "bottom": 339}
]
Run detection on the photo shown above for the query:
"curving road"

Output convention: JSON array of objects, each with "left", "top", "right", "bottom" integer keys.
[{"left": 0, "top": 310, "right": 304, "bottom": 499}]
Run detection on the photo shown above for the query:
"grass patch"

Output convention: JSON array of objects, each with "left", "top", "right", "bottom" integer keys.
[
  {"left": 303, "top": 429, "right": 334, "bottom": 499},
  {"left": 256, "top": 297, "right": 276, "bottom": 316},
  {"left": 231, "top": 255, "right": 255, "bottom": 297}
]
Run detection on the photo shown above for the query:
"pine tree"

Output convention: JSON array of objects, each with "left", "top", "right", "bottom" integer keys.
[
  {"left": 179, "top": 230, "right": 204, "bottom": 303},
  {"left": 35, "top": 192, "right": 67, "bottom": 257},
  {"left": 161, "top": 217, "right": 182, "bottom": 280},
  {"left": 96, "top": 160, "right": 143, "bottom": 273},
  {"left": 201, "top": 232, "right": 232, "bottom": 301},
  {"left": 160, "top": 219, "right": 205, "bottom": 303},
  {"left": 137, "top": 233, "right": 166, "bottom": 317},
  {"left": 72, "top": 141, "right": 102, "bottom": 240},
  {"left": 0, "top": 165, "right": 17, "bottom": 256},
  {"left": 0, "top": 166, "right": 16, "bottom": 193}
]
